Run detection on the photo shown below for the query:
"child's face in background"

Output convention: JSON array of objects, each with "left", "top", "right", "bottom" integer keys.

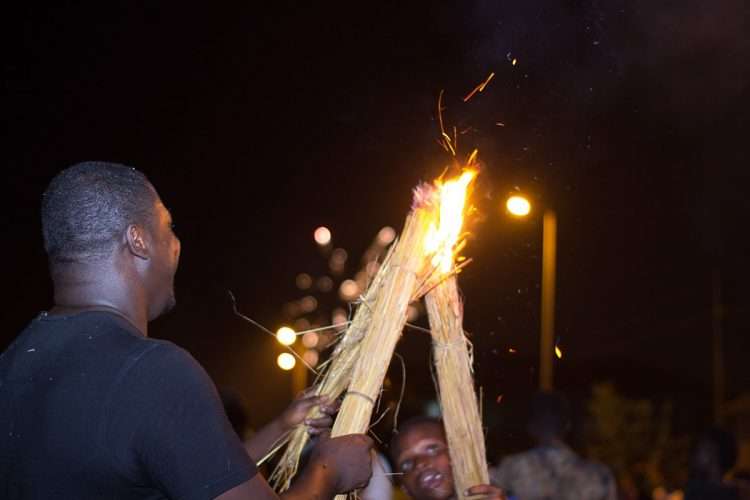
[{"left": 394, "top": 423, "right": 455, "bottom": 500}]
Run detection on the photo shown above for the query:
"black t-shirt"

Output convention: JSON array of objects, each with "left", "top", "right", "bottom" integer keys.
[{"left": 0, "top": 311, "right": 256, "bottom": 499}]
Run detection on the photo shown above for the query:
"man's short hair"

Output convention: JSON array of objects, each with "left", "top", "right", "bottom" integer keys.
[{"left": 41, "top": 161, "right": 157, "bottom": 265}]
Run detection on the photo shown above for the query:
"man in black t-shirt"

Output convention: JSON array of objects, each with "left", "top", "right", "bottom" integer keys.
[{"left": 0, "top": 162, "right": 372, "bottom": 499}]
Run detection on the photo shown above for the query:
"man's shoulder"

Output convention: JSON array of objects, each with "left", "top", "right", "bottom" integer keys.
[
  {"left": 115, "top": 335, "right": 202, "bottom": 383},
  {"left": 104, "top": 337, "right": 215, "bottom": 429},
  {"left": 1, "top": 311, "right": 167, "bottom": 378},
  {"left": 45, "top": 310, "right": 194, "bottom": 366},
  {"left": 18, "top": 310, "right": 205, "bottom": 387}
]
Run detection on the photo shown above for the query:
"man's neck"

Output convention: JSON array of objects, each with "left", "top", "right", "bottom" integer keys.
[{"left": 51, "top": 263, "right": 149, "bottom": 335}]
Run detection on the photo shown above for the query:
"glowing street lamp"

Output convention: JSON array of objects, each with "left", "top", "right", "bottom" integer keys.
[
  {"left": 314, "top": 226, "right": 332, "bottom": 246},
  {"left": 506, "top": 195, "right": 532, "bottom": 217},
  {"left": 276, "top": 326, "right": 296, "bottom": 346},
  {"left": 277, "top": 352, "right": 296, "bottom": 371},
  {"left": 505, "top": 194, "right": 558, "bottom": 390}
]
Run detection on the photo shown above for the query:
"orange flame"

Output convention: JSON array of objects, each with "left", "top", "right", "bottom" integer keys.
[{"left": 424, "top": 170, "right": 476, "bottom": 273}]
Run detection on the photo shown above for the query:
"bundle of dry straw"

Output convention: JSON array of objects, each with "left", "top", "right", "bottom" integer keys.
[
  {"left": 271, "top": 165, "right": 483, "bottom": 499},
  {"left": 422, "top": 167, "right": 489, "bottom": 499},
  {"left": 425, "top": 274, "right": 489, "bottom": 499},
  {"left": 329, "top": 170, "right": 480, "bottom": 500},
  {"left": 269, "top": 245, "right": 396, "bottom": 491},
  {"left": 330, "top": 201, "right": 434, "bottom": 430},
  {"left": 329, "top": 199, "right": 436, "bottom": 500},
  {"left": 272, "top": 183, "right": 451, "bottom": 491}
]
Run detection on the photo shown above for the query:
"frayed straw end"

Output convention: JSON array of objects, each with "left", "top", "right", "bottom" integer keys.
[{"left": 412, "top": 182, "right": 438, "bottom": 210}]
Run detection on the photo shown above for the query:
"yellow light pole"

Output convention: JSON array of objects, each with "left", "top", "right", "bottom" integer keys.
[
  {"left": 506, "top": 196, "right": 557, "bottom": 390},
  {"left": 540, "top": 210, "right": 557, "bottom": 391}
]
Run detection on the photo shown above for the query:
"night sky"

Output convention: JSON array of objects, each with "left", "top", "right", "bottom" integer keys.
[{"left": 4, "top": 1, "right": 749, "bottom": 451}]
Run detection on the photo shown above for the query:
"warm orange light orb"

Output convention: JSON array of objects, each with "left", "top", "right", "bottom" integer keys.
[
  {"left": 277, "top": 352, "right": 296, "bottom": 370},
  {"left": 376, "top": 226, "right": 396, "bottom": 246},
  {"left": 339, "top": 279, "right": 360, "bottom": 301},
  {"left": 506, "top": 195, "right": 531, "bottom": 217},
  {"left": 302, "top": 350, "right": 319, "bottom": 367},
  {"left": 276, "top": 326, "right": 296, "bottom": 346},
  {"left": 302, "top": 332, "right": 319, "bottom": 348},
  {"left": 314, "top": 226, "right": 332, "bottom": 245},
  {"left": 332, "top": 307, "right": 348, "bottom": 326},
  {"left": 295, "top": 273, "right": 312, "bottom": 290}
]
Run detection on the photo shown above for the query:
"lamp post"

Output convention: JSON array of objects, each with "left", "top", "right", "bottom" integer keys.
[
  {"left": 506, "top": 196, "right": 557, "bottom": 390},
  {"left": 540, "top": 210, "right": 557, "bottom": 391}
]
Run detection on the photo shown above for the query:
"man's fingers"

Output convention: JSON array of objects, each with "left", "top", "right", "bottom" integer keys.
[
  {"left": 296, "top": 395, "right": 329, "bottom": 411},
  {"left": 318, "top": 399, "right": 341, "bottom": 415},
  {"left": 305, "top": 416, "right": 333, "bottom": 431},
  {"left": 306, "top": 424, "right": 332, "bottom": 435},
  {"left": 465, "top": 484, "right": 506, "bottom": 499},
  {"left": 295, "top": 387, "right": 315, "bottom": 399}
]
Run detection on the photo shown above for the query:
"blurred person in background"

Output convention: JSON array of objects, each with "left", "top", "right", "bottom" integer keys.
[
  {"left": 684, "top": 427, "right": 749, "bottom": 500},
  {"left": 490, "top": 391, "right": 617, "bottom": 500}
]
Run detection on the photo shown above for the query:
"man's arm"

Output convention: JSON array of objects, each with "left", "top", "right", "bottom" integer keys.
[
  {"left": 216, "top": 456, "right": 337, "bottom": 500},
  {"left": 217, "top": 434, "right": 374, "bottom": 500},
  {"left": 244, "top": 393, "right": 336, "bottom": 462},
  {"left": 214, "top": 474, "right": 282, "bottom": 500},
  {"left": 121, "top": 344, "right": 369, "bottom": 500}
]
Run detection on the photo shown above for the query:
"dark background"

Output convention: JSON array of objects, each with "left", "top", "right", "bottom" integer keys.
[{"left": 3, "top": 1, "right": 749, "bottom": 456}]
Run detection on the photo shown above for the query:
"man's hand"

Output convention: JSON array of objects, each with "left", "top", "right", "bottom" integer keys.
[
  {"left": 244, "top": 391, "right": 339, "bottom": 462},
  {"left": 306, "top": 433, "right": 374, "bottom": 493},
  {"left": 465, "top": 484, "right": 507, "bottom": 499},
  {"left": 278, "top": 392, "right": 338, "bottom": 435},
  {"left": 215, "top": 434, "right": 373, "bottom": 500}
]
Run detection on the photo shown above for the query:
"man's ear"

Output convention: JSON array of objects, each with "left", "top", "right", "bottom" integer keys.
[{"left": 125, "top": 224, "right": 150, "bottom": 260}]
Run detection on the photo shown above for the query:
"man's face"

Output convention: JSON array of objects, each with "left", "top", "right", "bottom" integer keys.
[
  {"left": 395, "top": 424, "right": 455, "bottom": 500},
  {"left": 145, "top": 197, "right": 180, "bottom": 319}
]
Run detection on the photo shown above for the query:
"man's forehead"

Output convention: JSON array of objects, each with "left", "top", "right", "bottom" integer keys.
[{"left": 153, "top": 198, "right": 172, "bottom": 219}]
